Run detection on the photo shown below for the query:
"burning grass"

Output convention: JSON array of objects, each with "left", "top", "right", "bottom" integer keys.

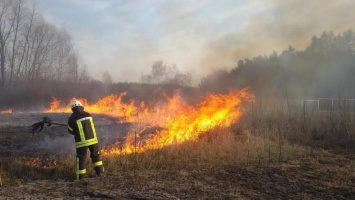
[
  {"left": 1, "top": 88, "right": 259, "bottom": 184},
  {"left": 43, "top": 88, "right": 255, "bottom": 156},
  {"left": 1, "top": 125, "right": 310, "bottom": 185},
  {"left": 1, "top": 93, "right": 355, "bottom": 198},
  {"left": 0, "top": 109, "right": 12, "bottom": 114}
]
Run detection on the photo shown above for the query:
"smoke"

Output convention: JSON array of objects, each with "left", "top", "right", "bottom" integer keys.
[
  {"left": 39, "top": 0, "right": 355, "bottom": 85},
  {"left": 200, "top": 0, "right": 355, "bottom": 74},
  {"left": 32, "top": 124, "right": 129, "bottom": 156},
  {"left": 37, "top": 134, "right": 75, "bottom": 155}
]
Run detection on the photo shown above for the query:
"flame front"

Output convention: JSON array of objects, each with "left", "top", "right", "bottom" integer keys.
[
  {"left": 44, "top": 88, "right": 254, "bottom": 156},
  {"left": 44, "top": 93, "right": 138, "bottom": 122},
  {"left": 0, "top": 109, "right": 12, "bottom": 114}
]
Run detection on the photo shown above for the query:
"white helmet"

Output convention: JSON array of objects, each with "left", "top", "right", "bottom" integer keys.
[{"left": 71, "top": 100, "right": 83, "bottom": 109}]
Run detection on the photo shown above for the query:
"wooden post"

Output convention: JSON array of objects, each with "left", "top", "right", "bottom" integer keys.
[
  {"left": 317, "top": 99, "right": 319, "bottom": 112},
  {"left": 303, "top": 100, "right": 306, "bottom": 118},
  {"left": 286, "top": 82, "right": 290, "bottom": 115},
  {"left": 268, "top": 145, "right": 271, "bottom": 165},
  {"left": 332, "top": 98, "right": 334, "bottom": 111},
  {"left": 133, "top": 130, "right": 137, "bottom": 177},
  {"left": 279, "top": 145, "right": 282, "bottom": 163},
  {"left": 353, "top": 79, "right": 355, "bottom": 124}
]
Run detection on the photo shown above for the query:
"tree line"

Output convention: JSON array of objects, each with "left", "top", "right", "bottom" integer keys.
[
  {"left": 199, "top": 29, "right": 355, "bottom": 99},
  {"left": 0, "top": 0, "right": 89, "bottom": 92}
]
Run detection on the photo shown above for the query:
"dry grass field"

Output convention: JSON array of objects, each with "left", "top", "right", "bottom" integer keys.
[{"left": 0, "top": 102, "right": 355, "bottom": 199}]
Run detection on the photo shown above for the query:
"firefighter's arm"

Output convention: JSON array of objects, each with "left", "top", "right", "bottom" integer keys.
[
  {"left": 68, "top": 125, "right": 74, "bottom": 135},
  {"left": 68, "top": 119, "right": 74, "bottom": 135}
]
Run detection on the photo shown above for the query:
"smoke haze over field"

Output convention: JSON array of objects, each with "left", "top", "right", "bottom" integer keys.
[
  {"left": 37, "top": 0, "right": 355, "bottom": 84},
  {"left": 203, "top": 0, "right": 355, "bottom": 72}
]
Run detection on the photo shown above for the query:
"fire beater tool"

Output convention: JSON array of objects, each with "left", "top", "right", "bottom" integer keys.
[{"left": 30, "top": 116, "right": 67, "bottom": 136}]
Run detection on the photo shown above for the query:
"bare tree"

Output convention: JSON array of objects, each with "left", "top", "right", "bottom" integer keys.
[
  {"left": 62, "top": 51, "right": 91, "bottom": 83},
  {"left": 12, "top": 1, "right": 36, "bottom": 86},
  {"left": 8, "top": 0, "right": 25, "bottom": 88},
  {"left": 141, "top": 60, "right": 191, "bottom": 86},
  {"left": 0, "top": 0, "right": 14, "bottom": 88},
  {"left": 0, "top": 0, "right": 89, "bottom": 95},
  {"left": 151, "top": 60, "right": 166, "bottom": 84},
  {"left": 102, "top": 70, "right": 113, "bottom": 85},
  {"left": 51, "top": 27, "right": 72, "bottom": 81},
  {"left": 78, "top": 64, "right": 91, "bottom": 83}
]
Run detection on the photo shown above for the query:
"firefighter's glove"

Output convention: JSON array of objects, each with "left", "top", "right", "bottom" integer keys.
[{"left": 43, "top": 117, "right": 53, "bottom": 126}]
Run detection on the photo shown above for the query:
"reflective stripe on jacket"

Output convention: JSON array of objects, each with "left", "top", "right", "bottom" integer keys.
[
  {"left": 75, "top": 116, "right": 98, "bottom": 148},
  {"left": 68, "top": 109, "right": 98, "bottom": 148}
]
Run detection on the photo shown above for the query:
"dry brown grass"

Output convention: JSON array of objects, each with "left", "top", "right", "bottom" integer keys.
[
  {"left": 102, "top": 127, "right": 310, "bottom": 177},
  {"left": 242, "top": 99, "right": 355, "bottom": 153},
  {"left": 1, "top": 100, "right": 354, "bottom": 185}
]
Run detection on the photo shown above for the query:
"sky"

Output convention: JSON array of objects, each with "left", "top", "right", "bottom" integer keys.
[{"left": 37, "top": 0, "right": 355, "bottom": 85}]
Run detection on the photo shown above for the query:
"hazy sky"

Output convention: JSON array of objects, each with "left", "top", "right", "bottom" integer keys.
[{"left": 38, "top": 0, "right": 355, "bottom": 85}]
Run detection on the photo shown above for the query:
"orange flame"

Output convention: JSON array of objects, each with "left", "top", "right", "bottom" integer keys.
[
  {"left": 25, "top": 157, "right": 58, "bottom": 169},
  {"left": 44, "top": 88, "right": 254, "bottom": 156},
  {"left": 44, "top": 93, "right": 138, "bottom": 122},
  {"left": 0, "top": 108, "right": 12, "bottom": 114},
  {"left": 104, "top": 88, "right": 254, "bottom": 155}
]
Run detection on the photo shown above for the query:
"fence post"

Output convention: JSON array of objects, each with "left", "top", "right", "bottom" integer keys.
[
  {"left": 302, "top": 100, "right": 306, "bottom": 125},
  {"left": 332, "top": 98, "right": 334, "bottom": 111},
  {"left": 317, "top": 99, "right": 319, "bottom": 112}
]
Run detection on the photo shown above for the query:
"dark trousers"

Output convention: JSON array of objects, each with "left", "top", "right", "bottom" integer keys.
[{"left": 76, "top": 143, "right": 104, "bottom": 180}]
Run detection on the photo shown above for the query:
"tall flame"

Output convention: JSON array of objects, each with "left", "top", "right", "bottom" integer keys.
[{"left": 44, "top": 88, "right": 254, "bottom": 156}]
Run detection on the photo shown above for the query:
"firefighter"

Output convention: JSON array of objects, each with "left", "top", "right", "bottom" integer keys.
[{"left": 68, "top": 100, "right": 104, "bottom": 180}]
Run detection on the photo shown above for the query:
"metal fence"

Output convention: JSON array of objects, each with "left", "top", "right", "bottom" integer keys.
[{"left": 288, "top": 98, "right": 355, "bottom": 113}]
